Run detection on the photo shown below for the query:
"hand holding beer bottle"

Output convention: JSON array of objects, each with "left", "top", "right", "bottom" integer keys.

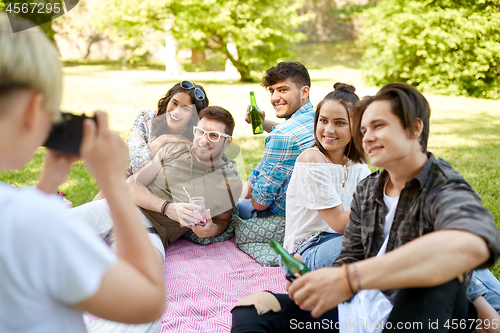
[
  {"left": 269, "top": 238, "right": 309, "bottom": 282},
  {"left": 248, "top": 91, "right": 264, "bottom": 135}
]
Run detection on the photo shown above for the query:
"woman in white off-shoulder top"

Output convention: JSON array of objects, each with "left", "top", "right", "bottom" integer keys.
[{"left": 284, "top": 83, "right": 371, "bottom": 270}]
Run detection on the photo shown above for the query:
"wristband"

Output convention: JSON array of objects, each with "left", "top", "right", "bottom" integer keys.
[
  {"left": 341, "top": 264, "right": 353, "bottom": 296},
  {"left": 352, "top": 262, "right": 362, "bottom": 292},
  {"left": 345, "top": 264, "right": 356, "bottom": 295},
  {"left": 161, "top": 201, "right": 171, "bottom": 216}
]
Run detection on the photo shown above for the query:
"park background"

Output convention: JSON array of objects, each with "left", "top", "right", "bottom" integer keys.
[{"left": 1, "top": 0, "right": 499, "bottom": 274}]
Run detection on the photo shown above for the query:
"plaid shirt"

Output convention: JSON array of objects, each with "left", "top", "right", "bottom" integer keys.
[
  {"left": 334, "top": 153, "right": 500, "bottom": 300},
  {"left": 251, "top": 102, "right": 315, "bottom": 215}
]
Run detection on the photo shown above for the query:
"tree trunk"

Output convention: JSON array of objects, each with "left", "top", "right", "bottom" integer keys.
[
  {"left": 221, "top": 45, "right": 253, "bottom": 82},
  {"left": 84, "top": 34, "right": 103, "bottom": 59},
  {"left": 191, "top": 48, "right": 205, "bottom": 65},
  {"left": 236, "top": 67, "right": 253, "bottom": 82}
]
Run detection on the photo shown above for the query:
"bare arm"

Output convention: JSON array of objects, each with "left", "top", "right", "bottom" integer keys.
[
  {"left": 474, "top": 296, "right": 500, "bottom": 333},
  {"left": 251, "top": 196, "right": 269, "bottom": 211},
  {"left": 288, "top": 230, "right": 490, "bottom": 318},
  {"left": 74, "top": 112, "right": 165, "bottom": 323},
  {"left": 317, "top": 207, "right": 350, "bottom": 234},
  {"left": 355, "top": 230, "right": 489, "bottom": 290},
  {"left": 37, "top": 151, "right": 80, "bottom": 195},
  {"left": 125, "top": 150, "right": 165, "bottom": 212},
  {"left": 263, "top": 119, "right": 279, "bottom": 133},
  {"left": 296, "top": 149, "right": 350, "bottom": 234}
]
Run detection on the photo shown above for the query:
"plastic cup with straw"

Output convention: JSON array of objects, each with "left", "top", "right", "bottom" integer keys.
[{"left": 183, "top": 187, "right": 206, "bottom": 226}]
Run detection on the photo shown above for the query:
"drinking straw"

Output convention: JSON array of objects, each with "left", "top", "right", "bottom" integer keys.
[{"left": 182, "top": 187, "right": 192, "bottom": 203}]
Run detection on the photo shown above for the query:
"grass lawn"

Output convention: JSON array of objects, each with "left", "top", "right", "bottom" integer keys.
[{"left": 1, "top": 44, "right": 499, "bottom": 275}]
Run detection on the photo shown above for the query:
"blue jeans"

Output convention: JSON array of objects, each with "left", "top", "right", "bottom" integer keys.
[
  {"left": 469, "top": 268, "right": 500, "bottom": 312},
  {"left": 296, "top": 232, "right": 343, "bottom": 271},
  {"left": 237, "top": 199, "right": 273, "bottom": 220}
]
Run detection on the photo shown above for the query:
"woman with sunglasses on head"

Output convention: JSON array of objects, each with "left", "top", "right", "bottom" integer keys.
[
  {"left": 283, "top": 83, "right": 370, "bottom": 271},
  {"left": 127, "top": 81, "right": 209, "bottom": 176}
]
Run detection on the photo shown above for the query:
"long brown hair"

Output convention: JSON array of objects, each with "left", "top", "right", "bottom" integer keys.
[
  {"left": 152, "top": 82, "right": 209, "bottom": 141},
  {"left": 313, "top": 82, "right": 366, "bottom": 164}
]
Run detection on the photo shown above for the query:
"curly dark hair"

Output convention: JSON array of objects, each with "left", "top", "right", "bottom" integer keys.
[
  {"left": 262, "top": 62, "right": 311, "bottom": 89},
  {"left": 153, "top": 82, "right": 209, "bottom": 140},
  {"left": 313, "top": 82, "right": 366, "bottom": 164}
]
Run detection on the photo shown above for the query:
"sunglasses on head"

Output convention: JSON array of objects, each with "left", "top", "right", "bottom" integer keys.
[{"left": 180, "top": 80, "right": 205, "bottom": 101}]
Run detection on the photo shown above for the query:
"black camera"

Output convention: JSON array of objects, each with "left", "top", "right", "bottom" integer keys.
[{"left": 43, "top": 112, "right": 96, "bottom": 155}]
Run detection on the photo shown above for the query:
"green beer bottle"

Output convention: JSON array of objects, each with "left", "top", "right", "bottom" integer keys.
[
  {"left": 249, "top": 91, "right": 264, "bottom": 135},
  {"left": 269, "top": 238, "right": 309, "bottom": 281}
]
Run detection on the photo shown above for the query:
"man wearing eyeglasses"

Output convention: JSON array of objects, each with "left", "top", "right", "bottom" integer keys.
[{"left": 73, "top": 106, "right": 243, "bottom": 259}]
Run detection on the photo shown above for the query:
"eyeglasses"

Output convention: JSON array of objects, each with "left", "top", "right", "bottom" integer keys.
[
  {"left": 180, "top": 80, "right": 205, "bottom": 101},
  {"left": 193, "top": 126, "right": 229, "bottom": 142}
]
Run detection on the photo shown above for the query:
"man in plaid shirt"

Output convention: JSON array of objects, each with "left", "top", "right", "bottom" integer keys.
[{"left": 239, "top": 62, "right": 315, "bottom": 219}]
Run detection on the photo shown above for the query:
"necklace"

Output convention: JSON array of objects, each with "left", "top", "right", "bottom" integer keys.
[{"left": 326, "top": 153, "right": 349, "bottom": 187}]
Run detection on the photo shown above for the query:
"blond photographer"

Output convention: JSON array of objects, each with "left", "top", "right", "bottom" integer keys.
[{"left": 0, "top": 14, "right": 165, "bottom": 332}]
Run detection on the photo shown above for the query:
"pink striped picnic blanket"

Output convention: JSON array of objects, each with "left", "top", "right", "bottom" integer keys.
[
  {"left": 160, "top": 238, "right": 287, "bottom": 332},
  {"left": 86, "top": 238, "right": 287, "bottom": 332}
]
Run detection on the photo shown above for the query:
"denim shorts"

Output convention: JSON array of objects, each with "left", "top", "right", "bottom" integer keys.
[{"left": 297, "top": 232, "right": 343, "bottom": 271}]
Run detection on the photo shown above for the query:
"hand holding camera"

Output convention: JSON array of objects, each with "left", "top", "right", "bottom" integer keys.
[
  {"left": 38, "top": 112, "right": 94, "bottom": 194},
  {"left": 39, "top": 111, "right": 129, "bottom": 196},
  {"left": 43, "top": 112, "right": 96, "bottom": 155}
]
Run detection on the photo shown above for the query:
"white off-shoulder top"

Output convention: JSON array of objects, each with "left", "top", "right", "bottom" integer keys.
[{"left": 283, "top": 148, "right": 371, "bottom": 253}]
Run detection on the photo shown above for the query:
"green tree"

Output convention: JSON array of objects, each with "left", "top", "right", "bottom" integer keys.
[
  {"left": 1, "top": 0, "right": 57, "bottom": 43},
  {"left": 54, "top": 0, "right": 106, "bottom": 59},
  {"left": 94, "top": 0, "right": 170, "bottom": 64},
  {"left": 95, "top": 0, "right": 310, "bottom": 81},
  {"left": 168, "top": 0, "right": 310, "bottom": 81},
  {"left": 359, "top": 0, "right": 500, "bottom": 99}
]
